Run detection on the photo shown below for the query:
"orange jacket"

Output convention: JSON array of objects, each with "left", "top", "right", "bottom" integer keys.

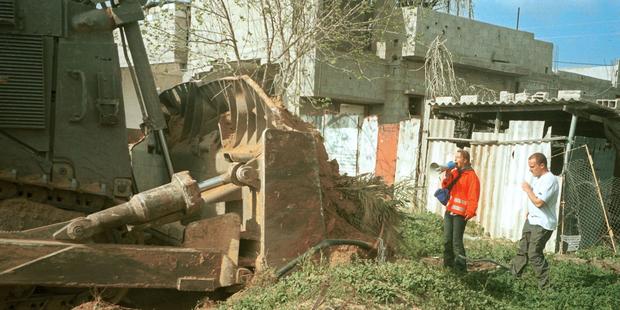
[{"left": 442, "top": 167, "right": 481, "bottom": 218}]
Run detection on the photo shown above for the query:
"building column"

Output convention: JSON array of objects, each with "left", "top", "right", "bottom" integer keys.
[{"left": 381, "top": 37, "right": 409, "bottom": 124}]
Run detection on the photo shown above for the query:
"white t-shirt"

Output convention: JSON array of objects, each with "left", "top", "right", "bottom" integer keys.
[{"left": 527, "top": 171, "right": 559, "bottom": 231}]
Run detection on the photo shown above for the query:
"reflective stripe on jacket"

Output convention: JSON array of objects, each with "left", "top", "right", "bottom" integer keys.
[{"left": 442, "top": 167, "right": 481, "bottom": 217}]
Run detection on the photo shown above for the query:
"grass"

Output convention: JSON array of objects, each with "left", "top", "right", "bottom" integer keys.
[{"left": 221, "top": 211, "right": 620, "bottom": 310}]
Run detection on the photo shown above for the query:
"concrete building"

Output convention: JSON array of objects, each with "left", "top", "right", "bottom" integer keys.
[
  {"left": 122, "top": 3, "right": 620, "bottom": 127},
  {"left": 560, "top": 61, "right": 619, "bottom": 89},
  {"left": 300, "top": 7, "right": 619, "bottom": 123}
]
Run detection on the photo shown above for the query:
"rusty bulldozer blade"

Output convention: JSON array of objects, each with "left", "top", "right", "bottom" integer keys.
[{"left": 0, "top": 76, "right": 328, "bottom": 293}]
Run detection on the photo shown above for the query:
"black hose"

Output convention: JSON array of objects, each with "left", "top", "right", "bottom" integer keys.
[{"left": 275, "top": 239, "right": 372, "bottom": 279}]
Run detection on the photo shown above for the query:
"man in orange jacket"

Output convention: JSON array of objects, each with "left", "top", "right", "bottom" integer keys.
[{"left": 441, "top": 149, "right": 481, "bottom": 273}]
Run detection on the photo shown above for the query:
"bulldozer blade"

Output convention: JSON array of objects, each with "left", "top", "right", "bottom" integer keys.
[
  {"left": 0, "top": 214, "right": 243, "bottom": 291},
  {"left": 254, "top": 128, "right": 325, "bottom": 270}
]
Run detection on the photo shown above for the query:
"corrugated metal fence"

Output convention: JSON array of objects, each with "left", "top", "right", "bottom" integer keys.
[
  {"left": 425, "top": 119, "right": 559, "bottom": 250},
  {"left": 304, "top": 114, "right": 558, "bottom": 249},
  {"left": 303, "top": 114, "right": 421, "bottom": 182}
]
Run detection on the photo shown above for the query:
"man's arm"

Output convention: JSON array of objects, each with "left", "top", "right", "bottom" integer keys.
[
  {"left": 522, "top": 182, "right": 545, "bottom": 208},
  {"left": 441, "top": 168, "right": 457, "bottom": 188}
]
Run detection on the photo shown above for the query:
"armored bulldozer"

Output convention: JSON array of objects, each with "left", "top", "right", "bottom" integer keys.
[{"left": 0, "top": 0, "right": 352, "bottom": 308}]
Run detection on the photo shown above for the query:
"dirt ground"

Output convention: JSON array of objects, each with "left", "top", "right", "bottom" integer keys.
[
  {"left": 421, "top": 256, "right": 502, "bottom": 272},
  {"left": 72, "top": 301, "right": 132, "bottom": 310},
  {"left": 0, "top": 198, "right": 83, "bottom": 231},
  {"left": 555, "top": 255, "right": 620, "bottom": 274}
]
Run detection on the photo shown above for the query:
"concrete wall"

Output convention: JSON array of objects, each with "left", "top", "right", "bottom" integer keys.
[
  {"left": 403, "top": 7, "right": 553, "bottom": 75},
  {"left": 314, "top": 58, "right": 386, "bottom": 104},
  {"left": 121, "top": 62, "right": 184, "bottom": 129},
  {"left": 518, "top": 71, "right": 620, "bottom": 99},
  {"left": 561, "top": 64, "right": 618, "bottom": 87},
  {"left": 402, "top": 59, "right": 519, "bottom": 96},
  {"left": 556, "top": 71, "right": 620, "bottom": 99}
]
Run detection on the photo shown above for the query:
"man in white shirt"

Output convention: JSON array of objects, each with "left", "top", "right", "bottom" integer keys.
[{"left": 510, "top": 152, "right": 559, "bottom": 289}]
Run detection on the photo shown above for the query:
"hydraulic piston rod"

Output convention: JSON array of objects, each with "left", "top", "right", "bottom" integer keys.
[
  {"left": 53, "top": 171, "right": 203, "bottom": 241},
  {"left": 53, "top": 164, "right": 259, "bottom": 241}
]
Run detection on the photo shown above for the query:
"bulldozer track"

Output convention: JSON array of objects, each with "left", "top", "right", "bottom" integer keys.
[{"left": 0, "top": 182, "right": 129, "bottom": 309}]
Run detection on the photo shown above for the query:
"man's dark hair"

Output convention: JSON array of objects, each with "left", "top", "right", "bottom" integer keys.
[
  {"left": 529, "top": 152, "right": 548, "bottom": 167},
  {"left": 457, "top": 149, "right": 470, "bottom": 164}
]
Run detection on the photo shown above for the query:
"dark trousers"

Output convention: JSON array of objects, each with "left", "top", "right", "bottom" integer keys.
[
  {"left": 510, "top": 220, "right": 553, "bottom": 289},
  {"left": 443, "top": 211, "right": 468, "bottom": 272}
]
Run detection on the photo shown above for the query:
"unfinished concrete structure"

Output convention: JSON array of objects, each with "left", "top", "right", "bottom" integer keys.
[
  {"left": 320, "top": 7, "right": 619, "bottom": 123},
  {"left": 123, "top": 5, "right": 619, "bottom": 125}
]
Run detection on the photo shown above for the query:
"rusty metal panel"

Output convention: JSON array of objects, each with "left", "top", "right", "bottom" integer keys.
[
  {"left": 357, "top": 116, "right": 378, "bottom": 175},
  {"left": 395, "top": 118, "right": 421, "bottom": 183},
  {"left": 375, "top": 123, "right": 400, "bottom": 185},
  {"left": 259, "top": 129, "right": 324, "bottom": 269},
  {"left": 301, "top": 115, "right": 324, "bottom": 134},
  {"left": 0, "top": 238, "right": 228, "bottom": 291}
]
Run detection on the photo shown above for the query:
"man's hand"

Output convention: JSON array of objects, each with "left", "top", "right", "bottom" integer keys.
[
  {"left": 523, "top": 182, "right": 545, "bottom": 208},
  {"left": 521, "top": 181, "right": 532, "bottom": 193},
  {"left": 464, "top": 210, "right": 475, "bottom": 221}
]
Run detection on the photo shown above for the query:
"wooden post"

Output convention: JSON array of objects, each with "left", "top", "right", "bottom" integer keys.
[
  {"left": 584, "top": 145, "right": 617, "bottom": 254},
  {"left": 559, "top": 173, "right": 566, "bottom": 254}
]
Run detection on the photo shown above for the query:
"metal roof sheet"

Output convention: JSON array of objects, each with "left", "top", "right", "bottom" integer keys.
[
  {"left": 430, "top": 97, "right": 620, "bottom": 119},
  {"left": 431, "top": 98, "right": 584, "bottom": 106}
]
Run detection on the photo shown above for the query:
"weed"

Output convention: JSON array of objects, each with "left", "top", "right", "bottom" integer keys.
[{"left": 224, "top": 210, "right": 620, "bottom": 309}]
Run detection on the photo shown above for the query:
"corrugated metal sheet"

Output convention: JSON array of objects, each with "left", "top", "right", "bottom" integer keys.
[
  {"left": 475, "top": 121, "right": 558, "bottom": 252},
  {"left": 322, "top": 114, "right": 360, "bottom": 176},
  {"left": 425, "top": 120, "right": 560, "bottom": 251},
  {"left": 358, "top": 116, "right": 378, "bottom": 175},
  {"left": 395, "top": 118, "right": 421, "bottom": 182},
  {"left": 425, "top": 119, "right": 456, "bottom": 215},
  {"left": 431, "top": 98, "right": 581, "bottom": 106},
  {"left": 430, "top": 97, "right": 619, "bottom": 115}
]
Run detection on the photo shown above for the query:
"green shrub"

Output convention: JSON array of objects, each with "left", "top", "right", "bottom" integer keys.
[
  {"left": 399, "top": 212, "right": 444, "bottom": 258},
  {"left": 222, "top": 212, "right": 620, "bottom": 309}
]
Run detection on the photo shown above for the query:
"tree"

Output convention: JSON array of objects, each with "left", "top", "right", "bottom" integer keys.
[{"left": 140, "top": 1, "right": 475, "bottom": 106}]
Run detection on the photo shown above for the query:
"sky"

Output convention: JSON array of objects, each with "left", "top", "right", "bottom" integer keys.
[{"left": 473, "top": 0, "right": 620, "bottom": 69}]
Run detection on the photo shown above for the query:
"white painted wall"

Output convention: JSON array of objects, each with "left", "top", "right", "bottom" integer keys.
[
  {"left": 395, "top": 118, "right": 421, "bottom": 182},
  {"left": 302, "top": 114, "right": 378, "bottom": 176},
  {"left": 358, "top": 116, "right": 379, "bottom": 175}
]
